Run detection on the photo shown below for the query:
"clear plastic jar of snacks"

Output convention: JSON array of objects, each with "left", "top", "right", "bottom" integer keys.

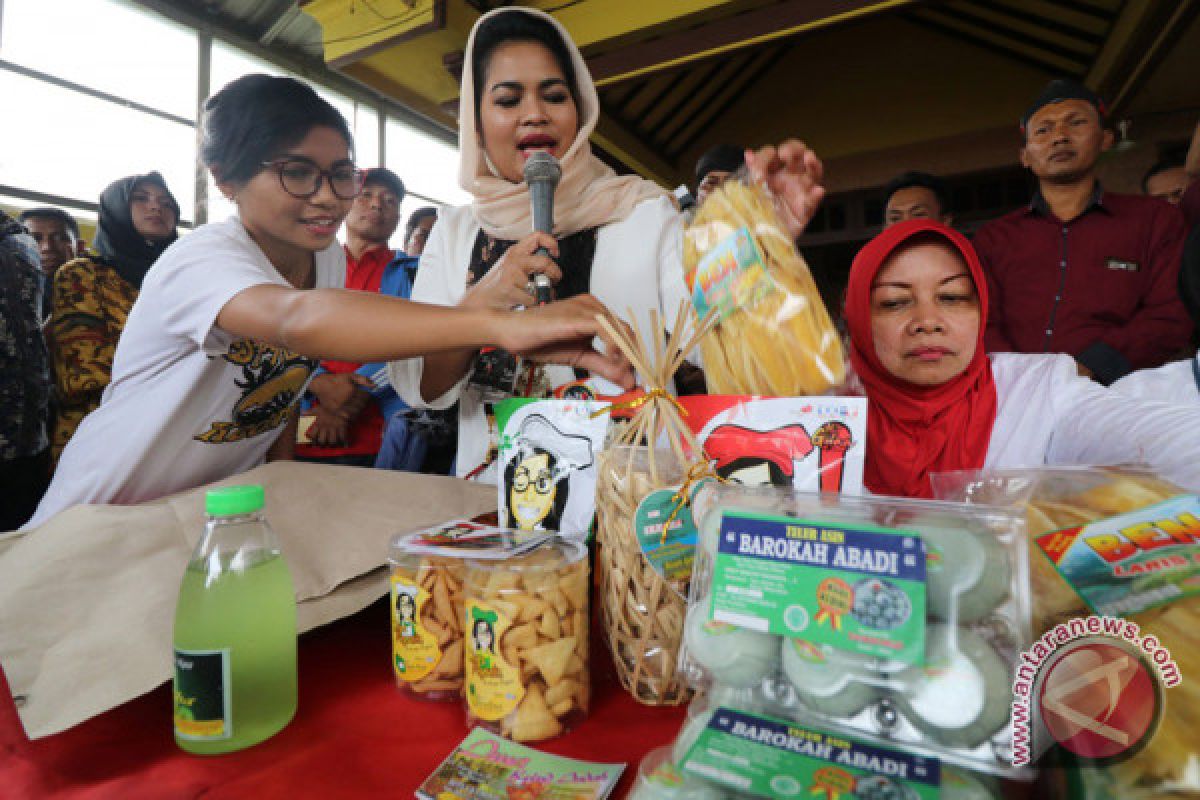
[
  {"left": 463, "top": 538, "right": 589, "bottom": 742},
  {"left": 388, "top": 538, "right": 468, "bottom": 701}
]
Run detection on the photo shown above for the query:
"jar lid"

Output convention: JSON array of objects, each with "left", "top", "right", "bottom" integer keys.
[
  {"left": 465, "top": 535, "right": 586, "bottom": 574},
  {"left": 205, "top": 485, "right": 264, "bottom": 517}
]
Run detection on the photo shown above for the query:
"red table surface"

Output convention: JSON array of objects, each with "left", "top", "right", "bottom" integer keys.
[{"left": 1, "top": 599, "right": 688, "bottom": 799}]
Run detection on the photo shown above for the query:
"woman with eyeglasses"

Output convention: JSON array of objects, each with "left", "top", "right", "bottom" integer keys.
[
  {"left": 390, "top": 7, "right": 826, "bottom": 482},
  {"left": 47, "top": 172, "right": 179, "bottom": 463},
  {"left": 24, "top": 74, "right": 635, "bottom": 529}
]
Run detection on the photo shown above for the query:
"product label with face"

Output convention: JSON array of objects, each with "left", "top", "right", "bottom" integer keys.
[
  {"left": 194, "top": 339, "right": 317, "bottom": 444},
  {"left": 680, "top": 396, "right": 867, "bottom": 494},
  {"left": 465, "top": 600, "right": 524, "bottom": 721},
  {"left": 495, "top": 399, "right": 608, "bottom": 535},
  {"left": 390, "top": 576, "right": 443, "bottom": 683}
]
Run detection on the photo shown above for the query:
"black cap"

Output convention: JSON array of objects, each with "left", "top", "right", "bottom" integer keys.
[
  {"left": 1021, "top": 78, "right": 1107, "bottom": 131},
  {"left": 695, "top": 144, "right": 745, "bottom": 185},
  {"left": 362, "top": 167, "right": 405, "bottom": 199}
]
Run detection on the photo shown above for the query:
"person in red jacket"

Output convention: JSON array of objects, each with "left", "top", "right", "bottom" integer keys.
[
  {"left": 299, "top": 167, "right": 411, "bottom": 466},
  {"left": 973, "top": 79, "right": 1192, "bottom": 385}
]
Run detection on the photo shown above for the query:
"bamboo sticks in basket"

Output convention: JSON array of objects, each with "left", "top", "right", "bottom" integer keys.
[{"left": 593, "top": 302, "right": 713, "bottom": 706}]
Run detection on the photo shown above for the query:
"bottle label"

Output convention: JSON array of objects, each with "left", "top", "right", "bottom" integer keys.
[
  {"left": 391, "top": 575, "right": 442, "bottom": 682},
  {"left": 465, "top": 599, "right": 524, "bottom": 721},
  {"left": 173, "top": 647, "right": 232, "bottom": 740}
]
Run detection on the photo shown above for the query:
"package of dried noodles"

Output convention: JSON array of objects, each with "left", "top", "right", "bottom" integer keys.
[
  {"left": 933, "top": 467, "right": 1200, "bottom": 797},
  {"left": 683, "top": 177, "right": 845, "bottom": 396}
]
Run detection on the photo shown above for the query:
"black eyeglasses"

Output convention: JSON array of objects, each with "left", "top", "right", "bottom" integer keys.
[
  {"left": 512, "top": 467, "right": 554, "bottom": 494},
  {"left": 262, "top": 157, "right": 365, "bottom": 200}
]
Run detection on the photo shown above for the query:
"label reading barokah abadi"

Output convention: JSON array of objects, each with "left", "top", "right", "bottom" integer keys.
[
  {"left": 680, "top": 709, "right": 941, "bottom": 799},
  {"left": 712, "top": 510, "right": 926, "bottom": 665},
  {"left": 1036, "top": 494, "right": 1200, "bottom": 616},
  {"left": 173, "top": 648, "right": 232, "bottom": 740},
  {"left": 691, "top": 226, "right": 776, "bottom": 320}
]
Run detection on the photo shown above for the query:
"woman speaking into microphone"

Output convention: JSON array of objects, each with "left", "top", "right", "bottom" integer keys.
[{"left": 392, "top": 6, "right": 827, "bottom": 480}]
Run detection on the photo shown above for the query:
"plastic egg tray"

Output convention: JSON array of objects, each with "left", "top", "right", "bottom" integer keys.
[{"left": 678, "top": 485, "right": 1031, "bottom": 777}]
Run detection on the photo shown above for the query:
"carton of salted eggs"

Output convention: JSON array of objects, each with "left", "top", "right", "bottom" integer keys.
[{"left": 674, "top": 484, "right": 1031, "bottom": 788}]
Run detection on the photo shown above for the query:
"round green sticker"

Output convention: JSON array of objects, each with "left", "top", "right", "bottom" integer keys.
[{"left": 634, "top": 486, "right": 699, "bottom": 587}]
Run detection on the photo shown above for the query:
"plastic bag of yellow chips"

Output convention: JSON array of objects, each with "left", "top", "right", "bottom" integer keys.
[{"left": 683, "top": 178, "right": 845, "bottom": 396}]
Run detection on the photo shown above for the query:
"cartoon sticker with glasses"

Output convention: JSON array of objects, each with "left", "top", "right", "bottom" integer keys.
[{"left": 497, "top": 402, "right": 608, "bottom": 535}]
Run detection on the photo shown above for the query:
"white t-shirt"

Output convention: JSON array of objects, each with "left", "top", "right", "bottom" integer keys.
[
  {"left": 986, "top": 352, "right": 1200, "bottom": 490},
  {"left": 389, "top": 196, "right": 692, "bottom": 480},
  {"left": 1110, "top": 354, "right": 1200, "bottom": 406},
  {"left": 26, "top": 216, "right": 345, "bottom": 528}
]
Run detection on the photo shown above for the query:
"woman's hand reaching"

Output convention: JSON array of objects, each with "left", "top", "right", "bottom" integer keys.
[
  {"left": 745, "top": 140, "right": 826, "bottom": 240},
  {"left": 493, "top": 294, "right": 636, "bottom": 390}
]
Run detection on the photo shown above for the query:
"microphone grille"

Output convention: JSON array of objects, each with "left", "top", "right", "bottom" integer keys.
[{"left": 522, "top": 151, "right": 561, "bottom": 184}]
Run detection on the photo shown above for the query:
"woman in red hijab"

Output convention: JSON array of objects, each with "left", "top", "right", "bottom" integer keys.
[{"left": 844, "top": 219, "right": 1200, "bottom": 497}]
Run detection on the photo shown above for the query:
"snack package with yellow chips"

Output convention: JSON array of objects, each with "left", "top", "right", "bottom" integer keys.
[
  {"left": 932, "top": 467, "right": 1200, "bottom": 797},
  {"left": 683, "top": 177, "right": 845, "bottom": 396},
  {"left": 389, "top": 521, "right": 553, "bottom": 702},
  {"left": 462, "top": 537, "right": 590, "bottom": 742}
]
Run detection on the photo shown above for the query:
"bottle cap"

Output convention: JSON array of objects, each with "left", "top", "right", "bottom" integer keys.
[{"left": 205, "top": 485, "right": 265, "bottom": 517}]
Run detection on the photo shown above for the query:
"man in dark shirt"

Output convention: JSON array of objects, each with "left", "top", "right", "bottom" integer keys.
[
  {"left": 0, "top": 210, "right": 52, "bottom": 529},
  {"left": 974, "top": 79, "right": 1192, "bottom": 385}
]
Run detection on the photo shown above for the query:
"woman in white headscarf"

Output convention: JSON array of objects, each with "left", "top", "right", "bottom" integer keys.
[{"left": 391, "top": 6, "right": 826, "bottom": 480}]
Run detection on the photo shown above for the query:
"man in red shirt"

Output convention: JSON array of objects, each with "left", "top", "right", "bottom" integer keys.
[
  {"left": 1182, "top": 119, "right": 1200, "bottom": 231},
  {"left": 300, "top": 167, "right": 412, "bottom": 465},
  {"left": 974, "top": 79, "right": 1192, "bottom": 385}
]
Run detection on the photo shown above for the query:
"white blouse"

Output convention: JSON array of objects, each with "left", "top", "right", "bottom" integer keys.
[
  {"left": 1110, "top": 354, "right": 1200, "bottom": 406},
  {"left": 986, "top": 352, "right": 1200, "bottom": 490},
  {"left": 389, "top": 196, "right": 691, "bottom": 479}
]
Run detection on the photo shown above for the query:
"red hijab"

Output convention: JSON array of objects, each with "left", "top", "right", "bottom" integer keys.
[{"left": 844, "top": 220, "right": 998, "bottom": 498}]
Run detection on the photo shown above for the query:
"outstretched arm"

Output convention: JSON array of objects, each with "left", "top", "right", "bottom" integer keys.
[{"left": 214, "top": 286, "right": 635, "bottom": 389}]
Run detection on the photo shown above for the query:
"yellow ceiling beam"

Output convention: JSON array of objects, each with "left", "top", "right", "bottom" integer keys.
[
  {"left": 523, "top": 0, "right": 740, "bottom": 48},
  {"left": 592, "top": 114, "right": 680, "bottom": 188},
  {"left": 595, "top": 0, "right": 912, "bottom": 86},
  {"left": 303, "top": 0, "right": 446, "bottom": 66}
]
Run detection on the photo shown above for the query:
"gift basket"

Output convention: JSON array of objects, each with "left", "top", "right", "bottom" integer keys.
[{"left": 593, "top": 303, "right": 715, "bottom": 706}]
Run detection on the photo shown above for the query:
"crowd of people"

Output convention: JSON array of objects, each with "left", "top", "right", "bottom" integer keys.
[{"left": 3, "top": 5, "right": 1200, "bottom": 530}]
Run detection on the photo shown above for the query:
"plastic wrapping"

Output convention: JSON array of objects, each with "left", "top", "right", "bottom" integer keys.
[
  {"left": 388, "top": 540, "right": 468, "bottom": 701},
  {"left": 462, "top": 538, "right": 589, "bottom": 742},
  {"left": 933, "top": 467, "right": 1200, "bottom": 798},
  {"left": 678, "top": 484, "right": 1031, "bottom": 777},
  {"left": 595, "top": 446, "right": 693, "bottom": 706},
  {"left": 662, "top": 686, "right": 1006, "bottom": 799},
  {"left": 592, "top": 302, "right": 713, "bottom": 707},
  {"left": 494, "top": 398, "right": 609, "bottom": 535},
  {"left": 683, "top": 178, "right": 845, "bottom": 396}
]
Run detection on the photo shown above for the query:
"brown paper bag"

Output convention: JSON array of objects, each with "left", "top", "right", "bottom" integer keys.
[{"left": 0, "top": 461, "right": 495, "bottom": 738}]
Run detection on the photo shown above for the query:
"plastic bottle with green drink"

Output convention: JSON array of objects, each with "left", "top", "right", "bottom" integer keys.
[{"left": 172, "top": 485, "right": 298, "bottom": 753}]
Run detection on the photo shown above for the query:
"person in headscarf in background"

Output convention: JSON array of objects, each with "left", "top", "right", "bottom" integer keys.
[
  {"left": 844, "top": 219, "right": 1200, "bottom": 498},
  {"left": 47, "top": 172, "right": 179, "bottom": 461}
]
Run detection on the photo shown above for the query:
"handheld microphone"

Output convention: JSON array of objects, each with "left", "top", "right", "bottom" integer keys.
[{"left": 523, "top": 151, "right": 561, "bottom": 305}]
